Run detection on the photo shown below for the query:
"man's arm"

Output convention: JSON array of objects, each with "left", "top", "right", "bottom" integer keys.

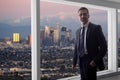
[
  {"left": 73, "top": 30, "right": 79, "bottom": 69},
  {"left": 73, "top": 41, "right": 78, "bottom": 69},
  {"left": 93, "top": 25, "right": 107, "bottom": 64}
]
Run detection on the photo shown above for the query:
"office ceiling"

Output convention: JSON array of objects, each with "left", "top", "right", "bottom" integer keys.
[
  {"left": 104, "top": 0, "right": 120, "bottom": 3},
  {"left": 66, "top": 0, "right": 120, "bottom": 8}
]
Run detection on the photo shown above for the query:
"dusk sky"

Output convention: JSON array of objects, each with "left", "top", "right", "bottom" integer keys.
[
  {"left": 40, "top": 1, "right": 107, "bottom": 24},
  {"left": 0, "top": 0, "right": 107, "bottom": 24},
  {"left": 0, "top": 0, "right": 30, "bottom": 21},
  {"left": 0, "top": 0, "right": 119, "bottom": 38}
]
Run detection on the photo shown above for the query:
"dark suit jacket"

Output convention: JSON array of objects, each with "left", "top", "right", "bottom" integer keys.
[{"left": 73, "top": 22, "right": 107, "bottom": 71}]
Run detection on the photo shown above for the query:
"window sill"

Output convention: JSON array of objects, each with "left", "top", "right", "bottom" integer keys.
[{"left": 57, "top": 70, "right": 120, "bottom": 80}]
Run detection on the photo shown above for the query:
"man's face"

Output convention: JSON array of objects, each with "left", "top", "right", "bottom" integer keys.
[{"left": 79, "top": 9, "right": 89, "bottom": 25}]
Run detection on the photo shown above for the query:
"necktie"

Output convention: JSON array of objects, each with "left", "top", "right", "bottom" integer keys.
[{"left": 79, "top": 27, "right": 85, "bottom": 57}]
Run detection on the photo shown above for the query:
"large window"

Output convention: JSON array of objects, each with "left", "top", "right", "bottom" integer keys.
[
  {"left": 0, "top": 0, "right": 31, "bottom": 80},
  {"left": 40, "top": 1, "right": 108, "bottom": 80}
]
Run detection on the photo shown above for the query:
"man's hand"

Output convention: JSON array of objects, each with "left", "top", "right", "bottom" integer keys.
[
  {"left": 72, "top": 65, "right": 76, "bottom": 69},
  {"left": 90, "top": 60, "right": 96, "bottom": 67}
]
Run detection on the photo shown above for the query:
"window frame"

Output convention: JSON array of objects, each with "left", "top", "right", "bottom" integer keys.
[
  {"left": 31, "top": 0, "right": 40, "bottom": 80},
  {"left": 32, "top": 0, "right": 120, "bottom": 80}
]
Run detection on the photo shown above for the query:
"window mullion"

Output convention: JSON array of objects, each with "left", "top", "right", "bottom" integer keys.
[
  {"left": 108, "top": 8, "right": 118, "bottom": 72},
  {"left": 31, "top": 0, "right": 40, "bottom": 80}
]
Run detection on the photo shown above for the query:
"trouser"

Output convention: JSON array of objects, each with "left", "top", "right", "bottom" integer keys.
[{"left": 79, "top": 55, "right": 97, "bottom": 80}]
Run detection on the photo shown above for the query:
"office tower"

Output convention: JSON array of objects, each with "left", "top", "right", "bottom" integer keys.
[
  {"left": 0, "top": 70, "right": 3, "bottom": 76},
  {"left": 61, "top": 27, "right": 67, "bottom": 40},
  {"left": 13, "top": 33, "right": 20, "bottom": 43},
  {"left": 4, "top": 37, "right": 11, "bottom": 45},
  {"left": 65, "top": 29, "right": 72, "bottom": 41},
  {"left": 45, "top": 25, "right": 50, "bottom": 39},
  {"left": 54, "top": 23, "right": 60, "bottom": 43},
  {"left": 54, "top": 29, "right": 58, "bottom": 43},
  {"left": 61, "top": 27, "right": 71, "bottom": 41},
  {"left": 40, "top": 29, "right": 45, "bottom": 46},
  {"left": 28, "top": 34, "right": 32, "bottom": 45},
  {"left": 60, "top": 27, "right": 72, "bottom": 46},
  {"left": 49, "top": 29, "right": 54, "bottom": 42},
  {"left": 4, "top": 37, "right": 10, "bottom": 43}
]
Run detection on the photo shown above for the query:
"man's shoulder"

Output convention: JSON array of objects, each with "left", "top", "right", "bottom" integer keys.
[
  {"left": 89, "top": 22, "right": 101, "bottom": 29},
  {"left": 89, "top": 22, "right": 100, "bottom": 26}
]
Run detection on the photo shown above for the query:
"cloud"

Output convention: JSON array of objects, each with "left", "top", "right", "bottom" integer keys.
[
  {"left": 2, "top": 16, "right": 31, "bottom": 27},
  {"left": 40, "top": 1, "right": 78, "bottom": 20},
  {"left": 14, "top": 19, "right": 21, "bottom": 23},
  {"left": 41, "top": 11, "right": 78, "bottom": 21}
]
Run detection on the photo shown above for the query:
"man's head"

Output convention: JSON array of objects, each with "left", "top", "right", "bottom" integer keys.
[{"left": 78, "top": 7, "right": 89, "bottom": 25}]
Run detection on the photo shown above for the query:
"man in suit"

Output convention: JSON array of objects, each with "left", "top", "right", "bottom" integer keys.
[{"left": 73, "top": 7, "right": 107, "bottom": 80}]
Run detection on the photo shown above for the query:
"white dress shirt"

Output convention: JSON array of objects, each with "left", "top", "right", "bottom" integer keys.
[{"left": 81, "top": 21, "right": 89, "bottom": 54}]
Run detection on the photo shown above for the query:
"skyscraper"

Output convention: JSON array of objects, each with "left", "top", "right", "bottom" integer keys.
[
  {"left": 40, "top": 29, "right": 45, "bottom": 46},
  {"left": 44, "top": 23, "right": 60, "bottom": 46},
  {"left": 13, "top": 33, "right": 20, "bottom": 43},
  {"left": 4, "top": 37, "right": 11, "bottom": 45},
  {"left": 28, "top": 34, "right": 32, "bottom": 46},
  {"left": 65, "top": 29, "right": 72, "bottom": 41},
  {"left": 45, "top": 25, "right": 50, "bottom": 39},
  {"left": 4, "top": 37, "right": 10, "bottom": 43},
  {"left": 54, "top": 23, "right": 60, "bottom": 43}
]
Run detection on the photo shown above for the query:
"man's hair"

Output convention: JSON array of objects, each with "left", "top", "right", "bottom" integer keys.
[{"left": 78, "top": 7, "right": 89, "bottom": 14}]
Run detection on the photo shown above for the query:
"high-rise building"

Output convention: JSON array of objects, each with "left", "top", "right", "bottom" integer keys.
[
  {"left": 28, "top": 34, "right": 32, "bottom": 45},
  {"left": 44, "top": 23, "right": 60, "bottom": 46},
  {"left": 40, "top": 29, "right": 45, "bottom": 46},
  {"left": 13, "top": 33, "right": 20, "bottom": 43},
  {"left": 61, "top": 27, "right": 71, "bottom": 41},
  {"left": 54, "top": 23, "right": 60, "bottom": 43},
  {"left": 61, "top": 27, "right": 67, "bottom": 41},
  {"left": 54, "top": 29, "right": 58, "bottom": 43},
  {"left": 60, "top": 26, "right": 72, "bottom": 46},
  {"left": 4, "top": 37, "right": 11, "bottom": 45},
  {"left": 4, "top": 37, "right": 10, "bottom": 43},
  {"left": 45, "top": 25, "right": 50, "bottom": 39},
  {"left": 65, "top": 29, "right": 72, "bottom": 41}
]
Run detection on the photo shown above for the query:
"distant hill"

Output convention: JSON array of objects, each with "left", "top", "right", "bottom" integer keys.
[{"left": 0, "top": 23, "right": 31, "bottom": 39}]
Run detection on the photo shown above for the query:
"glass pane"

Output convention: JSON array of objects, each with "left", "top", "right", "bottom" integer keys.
[
  {"left": 40, "top": 1, "right": 108, "bottom": 79},
  {"left": 0, "top": 0, "right": 31, "bottom": 80}
]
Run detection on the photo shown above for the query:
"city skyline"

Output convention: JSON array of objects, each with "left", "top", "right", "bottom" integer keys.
[{"left": 40, "top": 1, "right": 108, "bottom": 38}]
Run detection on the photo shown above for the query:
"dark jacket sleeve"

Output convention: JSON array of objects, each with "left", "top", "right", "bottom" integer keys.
[
  {"left": 93, "top": 25, "right": 107, "bottom": 67},
  {"left": 73, "top": 30, "right": 79, "bottom": 67}
]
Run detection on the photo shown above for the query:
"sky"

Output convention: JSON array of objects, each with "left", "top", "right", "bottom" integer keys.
[
  {"left": 40, "top": 1, "right": 78, "bottom": 20},
  {"left": 0, "top": 0, "right": 108, "bottom": 24},
  {"left": 40, "top": 1, "right": 107, "bottom": 24},
  {"left": 0, "top": 0, "right": 30, "bottom": 21},
  {"left": 0, "top": 0, "right": 119, "bottom": 38}
]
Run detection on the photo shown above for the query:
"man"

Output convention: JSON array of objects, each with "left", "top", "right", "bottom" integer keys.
[{"left": 73, "top": 7, "right": 107, "bottom": 80}]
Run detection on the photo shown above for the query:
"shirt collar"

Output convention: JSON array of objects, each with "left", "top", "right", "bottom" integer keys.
[{"left": 81, "top": 21, "right": 89, "bottom": 28}]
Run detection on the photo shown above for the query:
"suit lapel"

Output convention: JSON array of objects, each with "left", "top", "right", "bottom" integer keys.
[{"left": 86, "top": 22, "right": 92, "bottom": 39}]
